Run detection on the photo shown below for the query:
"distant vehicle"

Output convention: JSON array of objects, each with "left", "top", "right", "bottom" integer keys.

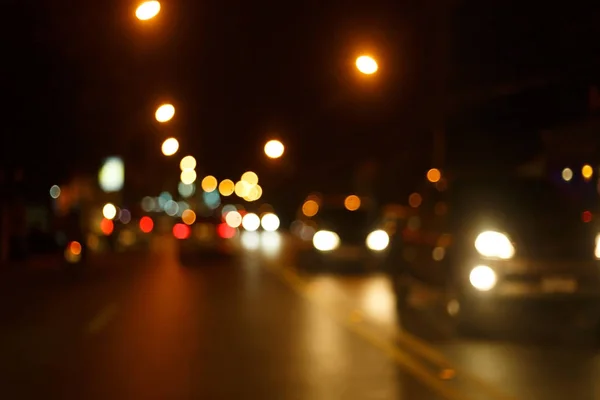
[
  {"left": 176, "top": 213, "right": 236, "bottom": 266},
  {"left": 386, "top": 171, "right": 600, "bottom": 334},
  {"left": 294, "top": 194, "right": 389, "bottom": 272}
]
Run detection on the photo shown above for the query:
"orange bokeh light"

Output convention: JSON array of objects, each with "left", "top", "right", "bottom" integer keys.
[
  {"left": 100, "top": 218, "right": 114, "bottom": 235},
  {"left": 69, "top": 241, "right": 82, "bottom": 255}
]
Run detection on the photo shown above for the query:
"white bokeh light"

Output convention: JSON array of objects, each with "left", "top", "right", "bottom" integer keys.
[
  {"left": 261, "top": 213, "right": 280, "bottom": 232},
  {"left": 242, "top": 213, "right": 261, "bottom": 232},
  {"left": 98, "top": 157, "right": 125, "bottom": 193}
]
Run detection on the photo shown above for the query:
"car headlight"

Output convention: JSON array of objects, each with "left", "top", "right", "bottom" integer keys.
[
  {"left": 474, "top": 231, "right": 515, "bottom": 259},
  {"left": 366, "top": 230, "right": 389, "bottom": 251},
  {"left": 469, "top": 265, "right": 497, "bottom": 291},
  {"left": 595, "top": 234, "right": 600, "bottom": 259},
  {"left": 313, "top": 230, "right": 340, "bottom": 252}
]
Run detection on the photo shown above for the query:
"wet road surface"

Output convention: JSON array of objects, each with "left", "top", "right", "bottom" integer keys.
[
  {"left": 0, "top": 232, "right": 599, "bottom": 399},
  {"left": 0, "top": 235, "right": 440, "bottom": 399}
]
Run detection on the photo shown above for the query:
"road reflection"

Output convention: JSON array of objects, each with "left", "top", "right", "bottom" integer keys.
[{"left": 239, "top": 231, "right": 283, "bottom": 257}]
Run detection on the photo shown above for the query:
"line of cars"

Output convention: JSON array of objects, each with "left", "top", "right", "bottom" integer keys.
[
  {"left": 292, "top": 169, "right": 600, "bottom": 337},
  {"left": 176, "top": 207, "right": 281, "bottom": 265}
]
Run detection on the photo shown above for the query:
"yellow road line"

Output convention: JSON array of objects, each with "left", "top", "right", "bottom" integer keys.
[
  {"left": 393, "top": 329, "right": 516, "bottom": 400},
  {"left": 86, "top": 303, "right": 119, "bottom": 334},
  {"left": 275, "top": 266, "right": 470, "bottom": 400},
  {"left": 274, "top": 265, "right": 517, "bottom": 400}
]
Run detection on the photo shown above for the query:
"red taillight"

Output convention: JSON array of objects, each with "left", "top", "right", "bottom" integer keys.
[
  {"left": 173, "top": 223, "right": 191, "bottom": 239},
  {"left": 140, "top": 216, "right": 154, "bottom": 233},
  {"left": 100, "top": 218, "right": 114, "bottom": 235},
  {"left": 217, "top": 223, "right": 236, "bottom": 239}
]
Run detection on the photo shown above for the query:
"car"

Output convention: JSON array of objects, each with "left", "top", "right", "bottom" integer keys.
[
  {"left": 386, "top": 170, "right": 600, "bottom": 335},
  {"left": 176, "top": 213, "right": 237, "bottom": 266},
  {"left": 294, "top": 194, "right": 390, "bottom": 272}
]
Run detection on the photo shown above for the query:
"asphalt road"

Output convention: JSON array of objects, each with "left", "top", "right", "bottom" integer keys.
[{"left": 0, "top": 232, "right": 599, "bottom": 399}]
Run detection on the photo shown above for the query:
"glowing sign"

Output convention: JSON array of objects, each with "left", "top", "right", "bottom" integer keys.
[{"left": 98, "top": 157, "right": 124, "bottom": 193}]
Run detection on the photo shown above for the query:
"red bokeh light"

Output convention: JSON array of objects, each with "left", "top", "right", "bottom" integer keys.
[
  {"left": 140, "top": 216, "right": 154, "bottom": 233},
  {"left": 173, "top": 223, "right": 191, "bottom": 240},
  {"left": 217, "top": 223, "right": 236, "bottom": 239},
  {"left": 100, "top": 218, "right": 114, "bottom": 235},
  {"left": 583, "top": 211, "right": 593, "bottom": 223}
]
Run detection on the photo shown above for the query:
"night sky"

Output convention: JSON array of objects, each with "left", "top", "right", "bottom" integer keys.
[{"left": 5, "top": 1, "right": 600, "bottom": 199}]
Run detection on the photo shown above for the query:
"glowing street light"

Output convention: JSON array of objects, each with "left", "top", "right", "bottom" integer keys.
[
  {"left": 219, "top": 179, "right": 235, "bottom": 196},
  {"left": 180, "top": 170, "right": 197, "bottom": 184},
  {"left": 241, "top": 171, "right": 259, "bottom": 186},
  {"left": 161, "top": 137, "right": 179, "bottom": 156},
  {"left": 155, "top": 103, "right": 175, "bottom": 123},
  {"left": 264, "top": 139, "right": 284, "bottom": 159},
  {"left": 180, "top": 155, "right": 196, "bottom": 171},
  {"left": 356, "top": 55, "right": 378, "bottom": 75},
  {"left": 103, "top": 203, "right": 117, "bottom": 220},
  {"left": 98, "top": 157, "right": 125, "bottom": 193},
  {"left": 426, "top": 168, "right": 441, "bottom": 183},
  {"left": 136, "top": 1, "right": 161, "bottom": 21},
  {"left": 582, "top": 164, "right": 594, "bottom": 180},
  {"left": 562, "top": 167, "right": 574, "bottom": 182},
  {"left": 201, "top": 175, "right": 218, "bottom": 192}
]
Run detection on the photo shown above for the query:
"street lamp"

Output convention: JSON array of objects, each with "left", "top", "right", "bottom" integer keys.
[
  {"left": 264, "top": 139, "right": 285, "bottom": 159},
  {"left": 356, "top": 55, "right": 378, "bottom": 75},
  {"left": 136, "top": 1, "right": 161, "bottom": 21},
  {"left": 155, "top": 103, "right": 175, "bottom": 123},
  {"left": 180, "top": 155, "right": 196, "bottom": 171},
  {"left": 161, "top": 137, "right": 179, "bottom": 156}
]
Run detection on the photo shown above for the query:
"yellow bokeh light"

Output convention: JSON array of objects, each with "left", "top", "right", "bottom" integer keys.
[
  {"left": 180, "top": 169, "right": 197, "bottom": 185},
  {"left": 408, "top": 193, "right": 422, "bottom": 208},
  {"left": 136, "top": 1, "right": 161, "bottom": 20},
  {"left": 427, "top": 168, "right": 441, "bottom": 183},
  {"left": 235, "top": 181, "right": 251, "bottom": 198},
  {"left": 582, "top": 164, "right": 593, "bottom": 180},
  {"left": 180, "top": 155, "right": 196, "bottom": 171},
  {"left": 102, "top": 203, "right": 117, "bottom": 220},
  {"left": 181, "top": 209, "right": 197, "bottom": 225},
  {"left": 562, "top": 167, "right": 573, "bottom": 182},
  {"left": 264, "top": 140, "right": 284, "bottom": 159},
  {"left": 356, "top": 55, "right": 378, "bottom": 75},
  {"left": 246, "top": 185, "right": 262, "bottom": 202},
  {"left": 344, "top": 195, "right": 361, "bottom": 211},
  {"left": 302, "top": 200, "right": 319, "bottom": 217},
  {"left": 201, "top": 175, "right": 218, "bottom": 192},
  {"left": 219, "top": 179, "right": 235, "bottom": 196},
  {"left": 241, "top": 171, "right": 259, "bottom": 186},
  {"left": 254, "top": 185, "right": 263, "bottom": 200},
  {"left": 161, "top": 137, "right": 179, "bottom": 156},
  {"left": 155, "top": 103, "right": 174, "bottom": 123}
]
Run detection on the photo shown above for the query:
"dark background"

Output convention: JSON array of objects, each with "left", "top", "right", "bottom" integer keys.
[{"left": 4, "top": 0, "right": 600, "bottom": 205}]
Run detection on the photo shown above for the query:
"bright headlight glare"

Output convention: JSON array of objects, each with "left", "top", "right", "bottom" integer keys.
[
  {"left": 313, "top": 230, "right": 340, "bottom": 252},
  {"left": 595, "top": 234, "right": 600, "bottom": 259},
  {"left": 469, "top": 265, "right": 497, "bottom": 291},
  {"left": 366, "top": 230, "right": 389, "bottom": 251},
  {"left": 474, "top": 231, "right": 515, "bottom": 259}
]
